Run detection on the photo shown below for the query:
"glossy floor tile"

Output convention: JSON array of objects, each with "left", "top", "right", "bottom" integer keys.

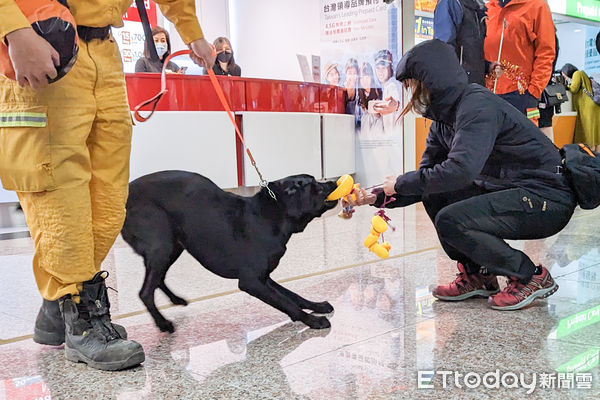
[{"left": 0, "top": 204, "right": 599, "bottom": 399}]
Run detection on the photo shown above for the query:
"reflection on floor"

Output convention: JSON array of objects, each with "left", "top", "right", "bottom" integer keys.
[{"left": 0, "top": 204, "right": 599, "bottom": 399}]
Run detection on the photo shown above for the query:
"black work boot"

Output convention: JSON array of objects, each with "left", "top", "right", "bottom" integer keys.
[
  {"left": 59, "top": 271, "right": 145, "bottom": 371},
  {"left": 33, "top": 299, "right": 128, "bottom": 346}
]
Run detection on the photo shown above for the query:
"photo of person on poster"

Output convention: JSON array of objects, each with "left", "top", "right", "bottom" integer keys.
[
  {"left": 343, "top": 58, "right": 360, "bottom": 124},
  {"left": 324, "top": 62, "right": 341, "bottom": 86},
  {"left": 358, "top": 61, "right": 383, "bottom": 137},
  {"left": 373, "top": 50, "right": 402, "bottom": 136}
]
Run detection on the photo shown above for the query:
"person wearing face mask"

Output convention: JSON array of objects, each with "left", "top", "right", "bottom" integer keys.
[
  {"left": 208, "top": 37, "right": 241, "bottom": 76},
  {"left": 135, "top": 26, "right": 182, "bottom": 73},
  {"left": 347, "top": 40, "right": 575, "bottom": 311}
]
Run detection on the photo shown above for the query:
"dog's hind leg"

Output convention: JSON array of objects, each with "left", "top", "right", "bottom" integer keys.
[
  {"left": 266, "top": 278, "right": 333, "bottom": 314},
  {"left": 239, "top": 277, "right": 331, "bottom": 329},
  {"left": 159, "top": 280, "right": 188, "bottom": 306}
]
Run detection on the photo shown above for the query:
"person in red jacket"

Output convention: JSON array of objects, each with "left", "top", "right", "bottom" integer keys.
[{"left": 484, "top": 0, "right": 556, "bottom": 125}]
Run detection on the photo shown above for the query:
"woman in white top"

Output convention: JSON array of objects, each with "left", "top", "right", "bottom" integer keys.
[{"left": 373, "top": 50, "right": 402, "bottom": 137}]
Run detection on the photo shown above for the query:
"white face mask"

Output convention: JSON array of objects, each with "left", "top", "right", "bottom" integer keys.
[{"left": 155, "top": 43, "right": 168, "bottom": 58}]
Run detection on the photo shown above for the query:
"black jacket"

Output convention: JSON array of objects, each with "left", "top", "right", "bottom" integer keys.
[
  {"left": 135, "top": 57, "right": 180, "bottom": 73},
  {"left": 387, "top": 40, "right": 574, "bottom": 207},
  {"left": 210, "top": 62, "right": 241, "bottom": 77}
]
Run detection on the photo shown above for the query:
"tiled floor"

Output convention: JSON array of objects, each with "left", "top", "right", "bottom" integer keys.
[{"left": 0, "top": 204, "right": 599, "bottom": 399}]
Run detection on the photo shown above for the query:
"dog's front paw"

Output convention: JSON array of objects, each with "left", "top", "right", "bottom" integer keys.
[
  {"left": 311, "top": 301, "right": 334, "bottom": 314},
  {"left": 303, "top": 314, "right": 331, "bottom": 329},
  {"left": 158, "top": 319, "right": 175, "bottom": 333}
]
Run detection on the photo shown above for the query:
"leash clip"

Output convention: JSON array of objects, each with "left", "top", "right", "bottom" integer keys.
[{"left": 259, "top": 180, "right": 277, "bottom": 200}]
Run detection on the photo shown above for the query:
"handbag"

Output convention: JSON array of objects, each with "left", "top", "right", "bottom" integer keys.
[{"left": 540, "top": 82, "right": 568, "bottom": 109}]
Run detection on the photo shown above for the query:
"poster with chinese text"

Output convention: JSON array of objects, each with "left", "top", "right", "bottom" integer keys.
[{"left": 320, "top": 0, "right": 404, "bottom": 186}]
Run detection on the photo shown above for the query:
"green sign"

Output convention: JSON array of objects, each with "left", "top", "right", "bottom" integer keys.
[
  {"left": 566, "top": 0, "right": 600, "bottom": 23},
  {"left": 556, "top": 348, "right": 600, "bottom": 373},
  {"left": 549, "top": 304, "right": 600, "bottom": 339}
]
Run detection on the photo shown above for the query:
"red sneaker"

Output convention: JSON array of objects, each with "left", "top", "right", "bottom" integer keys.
[
  {"left": 488, "top": 266, "right": 558, "bottom": 311},
  {"left": 432, "top": 263, "right": 500, "bottom": 301}
]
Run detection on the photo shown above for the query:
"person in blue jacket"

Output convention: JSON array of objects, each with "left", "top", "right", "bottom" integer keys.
[{"left": 434, "top": 0, "right": 487, "bottom": 84}]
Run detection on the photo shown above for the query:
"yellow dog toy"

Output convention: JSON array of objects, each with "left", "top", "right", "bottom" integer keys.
[
  {"left": 326, "top": 174, "right": 360, "bottom": 202},
  {"left": 363, "top": 216, "right": 391, "bottom": 258},
  {"left": 327, "top": 174, "right": 392, "bottom": 258}
]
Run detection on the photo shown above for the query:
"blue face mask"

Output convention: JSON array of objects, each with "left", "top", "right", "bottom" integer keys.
[{"left": 155, "top": 43, "right": 168, "bottom": 58}]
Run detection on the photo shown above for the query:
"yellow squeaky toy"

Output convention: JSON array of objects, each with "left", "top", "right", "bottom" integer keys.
[
  {"left": 327, "top": 174, "right": 360, "bottom": 219},
  {"left": 327, "top": 175, "right": 392, "bottom": 259},
  {"left": 363, "top": 216, "right": 391, "bottom": 259}
]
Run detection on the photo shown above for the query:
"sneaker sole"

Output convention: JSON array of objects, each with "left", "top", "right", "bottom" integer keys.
[
  {"left": 433, "top": 289, "right": 500, "bottom": 301},
  {"left": 490, "top": 282, "right": 559, "bottom": 311},
  {"left": 33, "top": 328, "right": 64, "bottom": 346},
  {"left": 65, "top": 347, "right": 145, "bottom": 371}
]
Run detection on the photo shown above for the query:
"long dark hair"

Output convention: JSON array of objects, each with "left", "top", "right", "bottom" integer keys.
[
  {"left": 144, "top": 26, "right": 171, "bottom": 61},
  {"left": 561, "top": 63, "right": 578, "bottom": 79},
  {"left": 214, "top": 37, "right": 236, "bottom": 71},
  {"left": 358, "top": 62, "right": 381, "bottom": 109}
]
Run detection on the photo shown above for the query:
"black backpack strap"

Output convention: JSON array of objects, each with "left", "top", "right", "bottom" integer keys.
[{"left": 136, "top": 0, "right": 159, "bottom": 61}]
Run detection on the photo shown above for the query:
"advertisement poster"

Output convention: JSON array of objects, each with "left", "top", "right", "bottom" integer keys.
[
  {"left": 585, "top": 26, "right": 600, "bottom": 78},
  {"left": 415, "top": 15, "right": 434, "bottom": 41},
  {"left": 111, "top": 1, "right": 158, "bottom": 73},
  {"left": 320, "top": 0, "right": 403, "bottom": 186}
]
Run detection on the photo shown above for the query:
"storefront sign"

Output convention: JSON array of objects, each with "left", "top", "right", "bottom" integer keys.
[
  {"left": 549, "top": 0, "right": 600, "bottom": 23},
  {"left": 414, "top": 0, "right": 437, "bottom": 14},
  {"left": 123, "top": 0, "right": 158, "bottom": 24},
  {"left": 415, "top": 15, "right": 434, "bottom": 40},
  {"left": 112, "top": 1, "right": 158, "bottom": 73}
]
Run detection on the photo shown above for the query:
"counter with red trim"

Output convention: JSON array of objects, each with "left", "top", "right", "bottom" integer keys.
[{"left": 126, "top": 74, "right": 355, "bottom": 189}]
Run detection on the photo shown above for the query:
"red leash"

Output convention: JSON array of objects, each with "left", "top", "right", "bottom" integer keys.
[{"left": 133, "top": 50, "right": 276, "bottom": 199}]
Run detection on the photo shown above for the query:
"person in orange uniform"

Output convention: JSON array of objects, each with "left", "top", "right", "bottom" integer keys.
[
  {"left": 0, "top": 0, "right": 214, "bottom": 371},
  {"left": 484, "top": 0, "right": 556, "bottom": 125}
]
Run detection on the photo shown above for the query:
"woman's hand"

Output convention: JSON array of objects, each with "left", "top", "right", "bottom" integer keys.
[
  {"left": 189, "top": 38, "right": 215, "bottom": 69},
  {"left": 383, "top": 176, "right": 397, "bottom": 196},
  {"left": 342, "top": 188, "right": 377, "bottom": 207},
  {"left": 6, "top": 28, "right": 60, "bottom": 89},
  {"left": 373, "top": 97, "right": 399, "bottom": 115}
]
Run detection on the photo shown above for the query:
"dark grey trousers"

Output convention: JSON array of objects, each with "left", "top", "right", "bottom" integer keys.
[{"left": 422, "top": 185, "right": 574, "bottom": 281}]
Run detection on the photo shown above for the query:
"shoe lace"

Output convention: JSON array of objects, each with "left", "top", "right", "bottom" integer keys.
[
  {"left": 504, "top": 279, "right": 523, "bottom": 294},
  {"left": 451, "top": 272, "right": 471, "bottom": 289}
]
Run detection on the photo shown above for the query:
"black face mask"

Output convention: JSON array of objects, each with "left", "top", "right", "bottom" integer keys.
[{"left": 217, "top": 51, "right": 232, "bottom": 63}]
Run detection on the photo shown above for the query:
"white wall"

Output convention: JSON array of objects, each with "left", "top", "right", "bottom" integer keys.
[
  {"left": 555, "top": 22, "right": 587, "bottom": 71},
  {"left": 158, "top": 0, "right": 320, "bottom": 80},
  {"left": 229, "top": 0, "right": 321, "bottom": 80},
  {"left": 160, "top": 0, "right": 230, "bottom": 52}
]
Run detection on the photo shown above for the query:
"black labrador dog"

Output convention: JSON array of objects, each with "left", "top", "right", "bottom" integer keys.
[{"left": 121, "top": 171, "right": 338, "bottom": 333}]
